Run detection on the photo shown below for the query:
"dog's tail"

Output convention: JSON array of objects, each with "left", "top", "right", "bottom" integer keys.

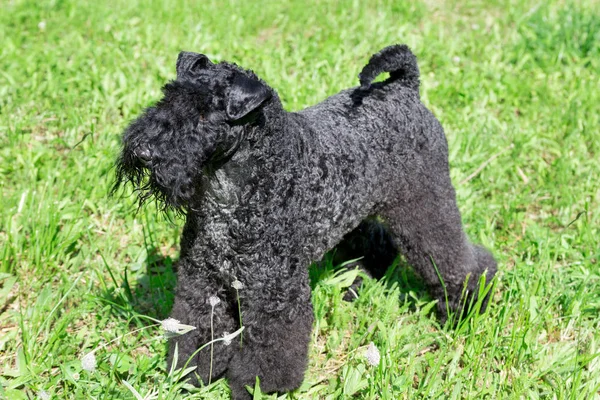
[{"left": 358, "top": 44, "right": 420, "bottom": 93}]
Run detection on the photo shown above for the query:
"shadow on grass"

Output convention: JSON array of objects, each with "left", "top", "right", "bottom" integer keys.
[
  {"left": 129, "top": 247, "right": 177, "bottom": 320},
  {"left": 99, "top": 246, "right": 177, "bottom": 323},
  {"left": 310, "top": 218, "right": 430, "bottom": 310},
  {"left": 310, "top": 249, "right": 429, "bottom": 311}
]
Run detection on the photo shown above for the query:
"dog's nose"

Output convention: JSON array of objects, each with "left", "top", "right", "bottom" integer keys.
[{"left": 135, "top": 147, "right": 152, "bottom": 166}]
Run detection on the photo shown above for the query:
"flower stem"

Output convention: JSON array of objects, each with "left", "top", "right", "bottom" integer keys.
[
  {"left": 209, "top": 304, "right": 216, "bottom": 384},
  {"left": 235, "top": 289, "right": 243, "bottom": 347}
]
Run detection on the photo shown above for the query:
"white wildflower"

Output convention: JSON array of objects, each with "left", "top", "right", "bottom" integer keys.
[
  {"left": 160, "top": 318, "right": 196, "bottom": 337},
  {"left": 72, "top": 372, "right": 80, "bottom": 380},
  {"left": 452, "top": 56, "right": 461, "bottom": 63},
  {"left": 221, "top": 327, "right": 244, "bottom": 346},
  {"left": 38, "top": 21, "right": 46, "bottom": 31},
  {"left": 231, "top": 279, "right": 243, "bottom": 290},
  {"left": 209, "top": 295, "right": 221, "bottom": 307},
  {"left": 38, "top": 390, "right": 50, "bottom": 400},
  {"left": 81, "top": 352, "right": 97, "bottom": 372},
  {"left": 222, "top": 331, "right": 232, "bottom": 346},
  {"left": 161, "top": 318, "right": 180, "bottom": 333},
  {"left": 364, "top": 342, "right": 380, "bottom": 367}
]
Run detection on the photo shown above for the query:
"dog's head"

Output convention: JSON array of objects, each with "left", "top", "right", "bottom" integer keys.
[{"left": 114, "top": 52, "right": 273, "bottom": 211}]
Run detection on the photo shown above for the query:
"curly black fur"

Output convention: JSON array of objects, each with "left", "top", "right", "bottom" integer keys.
[{"left": 114, "top": 45, "right": 497, "bottom": 399}]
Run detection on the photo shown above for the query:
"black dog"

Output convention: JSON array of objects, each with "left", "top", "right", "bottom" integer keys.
[{"left": 115, "top": 44, "right": 497, "bottom": 399}]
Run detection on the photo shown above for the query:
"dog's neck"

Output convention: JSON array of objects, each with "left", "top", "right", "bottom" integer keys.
[{"left": 257, "top": 92, "right": 286, "bottom": 133}]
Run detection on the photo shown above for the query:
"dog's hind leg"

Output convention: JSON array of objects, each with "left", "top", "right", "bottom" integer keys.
[{"left": 380, "top": 173, "right": 497, "bottom": 322}]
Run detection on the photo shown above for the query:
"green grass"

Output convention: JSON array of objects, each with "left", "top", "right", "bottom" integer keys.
[{"left": 1, "top": 0, "right": 599, "bottom": 398}]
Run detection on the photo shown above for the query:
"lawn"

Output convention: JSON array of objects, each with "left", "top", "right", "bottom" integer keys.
[{"left": 1, "top": 0, "right": 599, "bottom": 398}]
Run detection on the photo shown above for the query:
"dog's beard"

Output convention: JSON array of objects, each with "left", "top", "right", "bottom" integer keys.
[{"left": 112, "top": 155, "right": 190, "bottom": 216}]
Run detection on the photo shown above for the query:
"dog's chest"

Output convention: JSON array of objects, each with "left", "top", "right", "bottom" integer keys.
[{"left": 205, "top": 169, "right": 240, "bottom": 207}]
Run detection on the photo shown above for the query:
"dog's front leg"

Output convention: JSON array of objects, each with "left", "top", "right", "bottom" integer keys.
[
  {"left": 226, "top": 267, "right": 314, "bottom": 399},
  {"left": 167, "top": 259, "right": 238, "bottom": 385}
]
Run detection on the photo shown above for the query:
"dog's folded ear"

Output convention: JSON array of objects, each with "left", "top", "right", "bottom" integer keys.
[
  {"left": 226, "top": 74, "right": 272, "bottom": 121},
  {"left": 176, "top": 51, "right": 212, "bottom": 79}
]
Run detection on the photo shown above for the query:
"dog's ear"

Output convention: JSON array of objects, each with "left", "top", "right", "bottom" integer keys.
[
  {"left": 176, "top": 51, "right": 212, "bottom": 79},
  {"left": 226, "top": 74, "right": 272, "bottom": 121}
]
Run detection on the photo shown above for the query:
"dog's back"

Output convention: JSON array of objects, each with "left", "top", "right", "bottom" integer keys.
[{"left": 296, "top": 44, "right": 443, "bottom": 174}]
